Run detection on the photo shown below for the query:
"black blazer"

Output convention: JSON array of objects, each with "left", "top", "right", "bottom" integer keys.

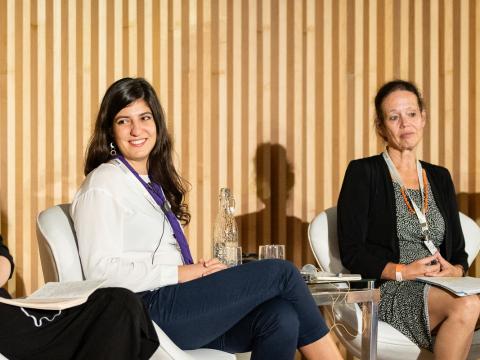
[{"left": 337, "top": 154, "right": 468, "bottom": 280}]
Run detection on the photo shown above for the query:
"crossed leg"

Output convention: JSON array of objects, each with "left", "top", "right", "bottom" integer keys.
[{"left": 428, "top": 286, "right": 480, "bottom": 360}]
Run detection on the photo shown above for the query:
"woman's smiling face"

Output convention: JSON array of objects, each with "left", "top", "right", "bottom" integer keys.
[{"left": 112, "top": 99, "right": 157, "bottom": 174}]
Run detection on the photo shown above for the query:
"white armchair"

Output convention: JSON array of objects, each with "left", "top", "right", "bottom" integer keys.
[
  {"left": 36, "top": 204, "right": 236, "bottom": 360},
  {"left": 308, "top": 206, "right": 480, "bottom": 360}
]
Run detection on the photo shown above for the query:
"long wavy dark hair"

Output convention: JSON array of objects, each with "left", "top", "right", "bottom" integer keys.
[{"left": 84, "top": 77, "right": 191, "bottom": 224}]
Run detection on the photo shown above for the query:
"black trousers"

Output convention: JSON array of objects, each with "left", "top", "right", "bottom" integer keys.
[{"left": 0, "top": 288, "right": 159, "bottom": 360}]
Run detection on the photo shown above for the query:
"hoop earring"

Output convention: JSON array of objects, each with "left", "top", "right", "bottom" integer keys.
[{"left": 110, "top": 142, "right": 117, "bottom": 156}]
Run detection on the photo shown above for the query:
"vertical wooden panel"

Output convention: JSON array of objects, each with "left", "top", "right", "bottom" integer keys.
[
  {"left": 453, "top": 0, "right": 461, "bottom": 187},
  {"left": 14, "top": 0, "right": 23, "bottom": 296},
  {"left": 81, "top": 0, "right": 91, "bottom": 161},
  {"left": 156, "top": 0, "right": 167, "bottom": 103},
  {"left": 14, "top": 0, "right": 24, "bottom": 295},
  {"left": 7, "top": 0, "right": 17, "bottom": 295},
  {"left": 38, "top": 0, "right": 48, "bottom": 293},
  {"left": 61, "top": 0, "right": 69, "bottom": 202},
  {"left": 413, "top": 0, "right": 423, "bottom": 87},
  {"left": 303, "top": 0, "right": 314, "bottom": 223},
  {"left": 476, "top": 0, "right": 480, "bottom": 200},
  {"left": 444, "top": 0, "right": 455, "bottom": 175},
  {"left": 52, "top": 0, "right": 62, "bottom": 203},
  {"left": 239, "top": 0, "right": 250, "bottom": 238},
  {"left": 0, "top": 0, "right": 6, "bottom": 203},
  {"left": 331, "top": 0, "right": 340, "bottom": 205},
  {"left": 68, "top": 0, "right": 77, "bottom": 199},
  {"left": 459, "top": 0, "right": 469, "bottom": 191},
  {"left": 244, "top": 0, "right": 258, "bottom": 254},
  {"left": 183, "top": 0, "right": 196, "bottom": 253},
  {"left": 337, "top": 0, "right": 348, "bottom": 196},
  {"left": 314, "top": 0, "right": 324, "bottom": 213},
  {"left": 293, "top": 0, "right": 304, "bottom": 220},
  {"left": 1, "top": 0, "right": 480, "bottom": 296},
  {"left": 217, "top": 0, "right": 227, "bottom": 186},
  {"left": 463, "top": 0, "right": 478, "bottom": 275},
  {"left": 367, "top": 0, "right": 378, "bottom": 156},
  {"left": 144, "top": 0, "right": 153, "bottom": 79},
  {"left": 383, "top": 0, "right": 394, "bottom": 79},
  {"left": 128, "top": 0, "right": 137, "bottom": 75},
  {"left": 428, "top": 0, "right": 439, "bottom": 164},
  {"left": 354, "top": 0, "right": 364, "bottom": 159},
  {"left": 275, "top": 0, "right": 286, "bottom": 246},
  {"left": 30, "top": 0, "right": 40, "bottom": 289},
  {"left": 399, "top": 0, "right": 409, "bottom": 78},
  {"left": 22, "top": 0, "right": 34, "bottom": 290},
  {"left": 259, "top": 0, "right": 270, "bottom": 244},
  {"left": 113, "top": 0, "right": 123, "bottom": 80},
  {"left": 0, "top": 0, "right": 7, "bottom": 278},
  {"left": 322, "top": 0, "right": 332, "bottom": 208},
  {"left": 201, "top": 0, "right": 213, "bottom": 255}
]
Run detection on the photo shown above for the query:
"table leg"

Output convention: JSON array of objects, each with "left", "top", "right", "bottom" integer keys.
[{"left": 361, "top": 300, "right": 378, "bottom": 360}]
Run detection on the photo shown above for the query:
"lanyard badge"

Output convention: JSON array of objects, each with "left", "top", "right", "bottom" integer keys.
[
  {"left": 382, "top": 150, "right": 437, "bottom": 256},
  {"left": 415, "top": 206, "right": 436, "bottom": 255}
]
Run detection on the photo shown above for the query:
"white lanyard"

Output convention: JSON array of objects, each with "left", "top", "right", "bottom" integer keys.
[{"left": 382, "top": 150, "right": 437, "bottom": 255}]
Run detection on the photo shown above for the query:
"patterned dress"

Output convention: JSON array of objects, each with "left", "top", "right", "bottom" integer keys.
[{"left": 378, "top": 179, "right": 445, "bottom": 351}]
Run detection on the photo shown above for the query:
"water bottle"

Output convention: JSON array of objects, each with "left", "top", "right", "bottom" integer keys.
[{"left": 212, "top": 188, "right": 238, "bottom": 264}]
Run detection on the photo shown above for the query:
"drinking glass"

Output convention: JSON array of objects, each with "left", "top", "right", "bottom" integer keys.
[
  {"left": 225, "top": 246, "right": 242, "bottom": 267},
  {"left": 258, "top": 245, "right": 286, "bottom": 260},
  {"left": 275, "top": 244, "right": 285, "bottom": 260}
]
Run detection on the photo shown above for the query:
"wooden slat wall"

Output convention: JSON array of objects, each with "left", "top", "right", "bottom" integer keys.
[{"left": 1, "top": 0, "right": 479, "bottom": 297}]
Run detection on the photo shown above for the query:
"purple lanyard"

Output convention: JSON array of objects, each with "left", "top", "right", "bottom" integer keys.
[{"left": 116, "top": 156, "right": 194, "bottom": 264}]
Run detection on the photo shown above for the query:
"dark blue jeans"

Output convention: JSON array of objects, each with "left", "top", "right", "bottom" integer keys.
[{"left": 140, "top": 259, "right": 329, "bottom": 360}]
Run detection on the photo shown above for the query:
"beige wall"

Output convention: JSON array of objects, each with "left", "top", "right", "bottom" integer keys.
[{"left": 1, "top": 0, "right": 479, "bottom": 297}]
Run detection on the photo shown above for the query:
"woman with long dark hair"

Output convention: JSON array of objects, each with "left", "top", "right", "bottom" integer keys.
[{"left": 71, "top": 77, "right": 342, "bottom": 359}]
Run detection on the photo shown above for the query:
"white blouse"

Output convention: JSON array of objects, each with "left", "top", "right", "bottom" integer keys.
[{"left": 71, "top": 159, "right": 183, "bottom": 292}]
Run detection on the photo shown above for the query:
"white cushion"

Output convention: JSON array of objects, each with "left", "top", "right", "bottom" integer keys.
[
  {"left": 460, "top": 212, "right": 480, "bottom": 267},
  {"left": 150, "top": 322, "right": 236, "bottom": 360},
  {"left": 186, "top": 349, "right": 236, "bottom": 360}
]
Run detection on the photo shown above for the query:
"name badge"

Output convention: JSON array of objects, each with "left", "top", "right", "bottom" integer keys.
[{"left": 424, "top": 240, "right": 437, "bottom": 255}]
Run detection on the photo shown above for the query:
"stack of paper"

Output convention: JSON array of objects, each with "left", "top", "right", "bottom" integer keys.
[
  {"left": 416, "top": 276, "right": 480, "bottom": 297},
  {"left": 0, "top": 279, "right": 105, "bottom": 310}
]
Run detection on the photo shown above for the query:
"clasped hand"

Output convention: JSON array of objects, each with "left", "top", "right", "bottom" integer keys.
[
  {"left": 178, "top": 258, "right": 227, "bottom": 283},
  {"left": 404, "top": 252, "right": 463, "bottom": 279}
]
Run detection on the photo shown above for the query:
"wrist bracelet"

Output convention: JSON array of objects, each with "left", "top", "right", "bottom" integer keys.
[{"left": 395, "top": 264, "right": 405, "bottom": 281}]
